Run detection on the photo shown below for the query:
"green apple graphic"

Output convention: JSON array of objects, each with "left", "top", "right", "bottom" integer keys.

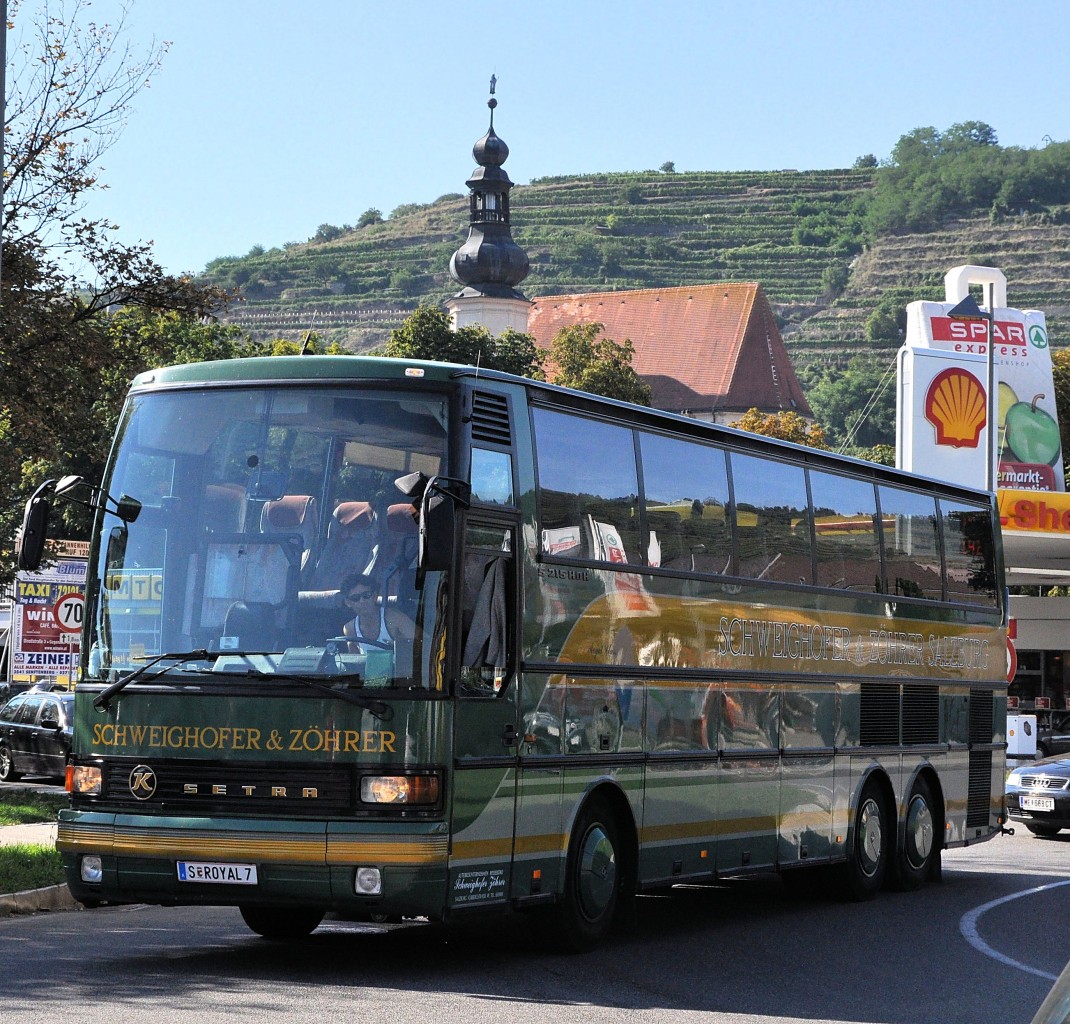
[{"left": 1004, "top": 393, "right": 1062, "bottom": 465}]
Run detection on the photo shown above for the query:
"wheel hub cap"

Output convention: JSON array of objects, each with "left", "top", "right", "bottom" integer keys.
[
  {"left": 577, "top": 824, "right": 616, "bottom": 922},
  {"left": 905, "top": 793, "right": 934, "bottom": 869},
  {"left": 858, "top": 798, "right": 883, "bottom": 876}
]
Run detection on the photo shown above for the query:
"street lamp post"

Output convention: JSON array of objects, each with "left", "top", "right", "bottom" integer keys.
[{"left": 947, "top": 288, "right": 997, "bottom": 491}]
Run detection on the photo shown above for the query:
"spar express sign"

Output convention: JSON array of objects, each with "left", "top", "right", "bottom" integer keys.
[{"left": 897, "top": 271, "right": 1062, "bottom": 492}]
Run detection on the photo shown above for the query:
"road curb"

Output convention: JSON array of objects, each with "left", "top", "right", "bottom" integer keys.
[{"left": 0, "top": 883, "right": 80, "bottom": 917}]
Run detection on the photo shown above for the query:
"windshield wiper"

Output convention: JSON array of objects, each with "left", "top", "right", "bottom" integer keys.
[
  {"left": 93, "top": 649, "right": 215, "bottom": 709},
  {"left": 247, "top": 671, "right": 392, "bottom": 721}
]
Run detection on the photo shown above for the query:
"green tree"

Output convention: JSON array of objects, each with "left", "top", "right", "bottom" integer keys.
[
  {"left": 806, "top": 355, "right": 897, "bottom": 450},
  {"left": 357, "top": 208, "right": 383, "bottom": 228},
  {"left": 820, "top": 262, "right": 849, "bottom": 300},
  {"left": 548, "top": 322, "right": 651, "bottom": 405},
  {"left": 0, "top": 2, "right": 236, "bottom": 581},
  {"left": 312, "top": 223, "right": 343, "bottom": 243},
  {"left": 380, "top": 307, "right": 545, "bottom": 378},
  {"left": 659, "top": 161, "right": 676, "bottom": 174}
]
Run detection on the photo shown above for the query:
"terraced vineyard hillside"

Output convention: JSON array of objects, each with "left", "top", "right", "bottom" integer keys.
[
  {"left": 206, "top": 168, "right": 872, "bottom": 351},
  {"left": 204, "top": 167, "right": 1070, "bottom": 370},
  {"left": 789, "top": 217, "right": 1070, "bottom": 369}
]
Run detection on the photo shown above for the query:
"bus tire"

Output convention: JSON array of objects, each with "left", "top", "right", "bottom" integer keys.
[
  {"left": 839, "top": 779, "right": 889, "bottom": 901},
  {"left": 893, "top": 775, "right": 939, "bottom": 891},
  {"left": 240, "top": 904, "right": 324, "bottom": 940},
  {"left": 0, "top": 745, "right": 20, "bottom": 782},
  {"left": 554, "top": 797, "right": 621, "bottom": 952}
]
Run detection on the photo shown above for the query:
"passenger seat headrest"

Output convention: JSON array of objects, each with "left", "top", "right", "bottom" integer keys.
[
  {"left": 387, "top": 503, "right": 418, "bottom": 536},
  {"left": 262, "top": 495, "right": 316, "bottom": 530},
  {"left": 334, "top": 501, "right": 374, "bottom": 529}
]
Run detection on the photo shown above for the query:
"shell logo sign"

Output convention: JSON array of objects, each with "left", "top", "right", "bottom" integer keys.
[{"left": 924, "top": 368, "right": 986, "bottom": 448}]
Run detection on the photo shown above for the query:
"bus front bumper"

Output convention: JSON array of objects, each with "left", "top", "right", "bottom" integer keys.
[{"left": 57, "top": 809, "right": 450, "bottom": 916}]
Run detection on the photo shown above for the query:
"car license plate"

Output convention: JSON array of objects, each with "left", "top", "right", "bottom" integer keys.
[
  {"left": 1021, "top": 794, "right": 1056, "bottom": 813},
  {"left": 177, "top": 861, "right": 258, "bottom": 885}
]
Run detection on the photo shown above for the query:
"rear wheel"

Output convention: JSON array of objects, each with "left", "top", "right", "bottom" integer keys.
[
  {"left": 0, "top": 745, "right": 20, "bottom": 782},
  {"left": 839, "top": 779, "right": 890, "bottom": 900},
  {"left": 554, "top": 797, "right": 621, "bottom": 952},
  {"left": 893, "top": 776, "right": 940, "bottom": 890},
  {"left": 239, "top": 905, "right": 324, "bottom": 940}
]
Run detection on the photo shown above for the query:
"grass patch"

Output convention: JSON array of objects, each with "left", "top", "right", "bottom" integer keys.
[
  {"left": 0, "top": 789, "right": 68, "bottom": 826},
  {"left": 0, "top": 844, "right": 65, "bottom": 894}
]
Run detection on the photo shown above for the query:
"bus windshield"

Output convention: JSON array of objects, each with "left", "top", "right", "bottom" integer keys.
[{"left": 85, "top": 384, "right": 450, "bottom": 689}]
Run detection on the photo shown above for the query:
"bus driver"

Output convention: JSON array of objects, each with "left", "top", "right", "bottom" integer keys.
[{"left": 340, "top": 572, "right": 414, "bottom": 652}]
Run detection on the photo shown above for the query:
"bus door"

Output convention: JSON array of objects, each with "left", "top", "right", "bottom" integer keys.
[{"left": 448, "top": 519, "right": 519, "bottom": 911}]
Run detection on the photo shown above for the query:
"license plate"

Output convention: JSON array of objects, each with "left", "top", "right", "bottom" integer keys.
[
  {"left": 1021, "top": 794, "right": 1056, "bottom": 813},
  {"left": 177, "top": 861, "right": 258, "bottom": 885}
]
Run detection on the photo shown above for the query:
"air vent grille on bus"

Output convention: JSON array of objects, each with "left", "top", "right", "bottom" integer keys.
[
  {"left": 969, "top": 688, "right": 994, "bottom": 743},
  {"left": 902, "top": 684, "right": 939, "bottom": 745},
  {"left": 967, "top": 750, "right": 994, "bottom": 827},
  {"left": 860, "top": 682, "right": 900, "bottom": 746},
  {"left": 471, "top": 391, "right": 511, "bottom": 446}
]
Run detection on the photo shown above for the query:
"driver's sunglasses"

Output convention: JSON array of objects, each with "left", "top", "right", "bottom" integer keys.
[{"left": 345, "top": 590, "right": 375, "bottom": 606}]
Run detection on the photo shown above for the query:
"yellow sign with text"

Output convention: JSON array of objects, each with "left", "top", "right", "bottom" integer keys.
[{"left": 998, "top": 488, "right": 1070, "bottom": 534}]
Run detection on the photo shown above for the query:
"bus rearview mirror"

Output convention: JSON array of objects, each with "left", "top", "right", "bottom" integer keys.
[{"left": 16, "top": 480, "right": 56, "bottom": 572}]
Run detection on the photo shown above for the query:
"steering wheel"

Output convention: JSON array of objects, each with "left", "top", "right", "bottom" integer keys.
[{"left": 325, "top": 635, "right": 393, "bottom": 651}]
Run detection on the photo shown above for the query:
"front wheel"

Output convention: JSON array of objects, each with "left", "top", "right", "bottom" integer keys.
[
  {"left": 892, "top": 776, "right": 940, "bottom": 891},
  {"left": 0, "top": 745, "right": 20, "bottom": 782},
  {"left": 553, "top": 797, "right": 622, "bottom": 952},
  {"left": 838, "top": 779, "right": 890, "bottom": 900},
  {"left": 239, "top": 905, "right": 324, "bottom": 940}
]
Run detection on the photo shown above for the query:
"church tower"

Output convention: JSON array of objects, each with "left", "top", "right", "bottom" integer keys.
[{"left": 445, "top": 78, "right": 531, "bottom": 335}]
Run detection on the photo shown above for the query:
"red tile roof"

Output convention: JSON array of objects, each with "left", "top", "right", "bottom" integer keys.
[{"left": 527, "top": 283, "right": 813, "bottom": 418}]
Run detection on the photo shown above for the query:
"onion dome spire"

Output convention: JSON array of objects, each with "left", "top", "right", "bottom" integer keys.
[{"left": 448, "top": 77, "right": 530, "bottom": 299}]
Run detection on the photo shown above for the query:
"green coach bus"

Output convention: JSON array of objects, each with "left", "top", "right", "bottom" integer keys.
[{"left": 19, "top": 355, "right": 1009, "bottom": 949}]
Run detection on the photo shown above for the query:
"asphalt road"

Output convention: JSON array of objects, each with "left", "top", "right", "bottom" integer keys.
[{"left": 1, "top": 826, "right": 1067, "bottom": 1024}]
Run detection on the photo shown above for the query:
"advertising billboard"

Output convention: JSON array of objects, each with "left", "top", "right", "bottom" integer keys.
[
  {"left": 10, "top": 543, "right": 88, "bottom": 686},
  {"left": 896, "top": 265, "right": 1062, "bottom": 492}
]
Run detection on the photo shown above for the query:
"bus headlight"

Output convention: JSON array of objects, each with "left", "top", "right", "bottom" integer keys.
[
  {"left": 354, "top": 867, "right": 382, "bottom": 895},
  {"left": 360, "top": 774, "right": 440, "bottom": 805},
  {"left": 68, "top": 765, "right": 102, "bottom": 796},
  {"left": 80, "top": 855, "right": 103, "bottom": 884}
]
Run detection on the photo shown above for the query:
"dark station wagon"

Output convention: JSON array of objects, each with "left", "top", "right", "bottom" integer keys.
[{"left": 0, "top": 691, "right": 75, "bottom": 782}]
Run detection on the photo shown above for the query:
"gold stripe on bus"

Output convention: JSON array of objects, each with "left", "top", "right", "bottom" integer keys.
[
  {"left": 112, "top": 831, "right": 322, "bottom": 863},
  {"left": 60, "top": 821, "right": 450, "bottom": 867},
  {"left": 641, "top": 814, "right": 777, "bottom": 844},
  {"left": 58, "top": 822, "right": 324, "bottom": 864},
  {"left": 514, "top": 832, "right": 568, "bottom": 857},
  {"left": 450, "top": 836, "right": 515, "bottom": 861},
  {"left": 326, "top": 836, "right": 448, "bottom": 865}
]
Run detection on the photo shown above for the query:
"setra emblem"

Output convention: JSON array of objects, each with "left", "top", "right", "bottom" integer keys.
[{"left": 128, "top": 765, "right": 158, "bottom": 800}]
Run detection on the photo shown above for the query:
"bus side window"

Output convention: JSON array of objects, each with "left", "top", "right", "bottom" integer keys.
[
  {"left": 533, "top": 408, "right": 640, "bottom": 564},
  {"left": 731, "top": 453, "right": 812, "bottom": 584},
  {"left": 879, "top": 486, "right": 942, "bottom": 600},
  {"left": 639, "top": 432, "right": 732, "bottom": 575},
  {"left": 939, "top": 499, "right": 997, "bottom": 605},
  {"left": 809, "top": 471, "right": 881, "bottom": 592}
]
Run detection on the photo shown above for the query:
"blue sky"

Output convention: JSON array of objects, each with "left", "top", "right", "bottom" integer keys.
[{"left": 12, "top": 0, "right": 1070, "bottom": 276}]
